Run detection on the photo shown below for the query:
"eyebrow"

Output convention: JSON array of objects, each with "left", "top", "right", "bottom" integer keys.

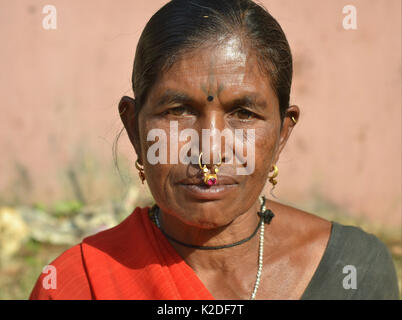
[
  {"left": 155, "top": 89, "right": 268, "bottom": 112},
  {"left": 156, "top": 90, "right": 196, "bottom": 107},
  {"left": 227, "top": 95, "right": 268, "bottom": 113}
]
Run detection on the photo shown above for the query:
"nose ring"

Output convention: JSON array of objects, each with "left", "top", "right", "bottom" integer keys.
[{"left": 198, "top": 152, "right": 222, "bottom": 186}]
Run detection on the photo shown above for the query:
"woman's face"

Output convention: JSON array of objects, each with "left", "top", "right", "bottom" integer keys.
[{"left": 124, "top": 36, "right": 298, "bottom": 229}]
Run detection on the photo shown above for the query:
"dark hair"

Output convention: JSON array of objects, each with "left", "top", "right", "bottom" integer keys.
[{"left": 132, "top": 0, "right": 293, "bottom": 123}]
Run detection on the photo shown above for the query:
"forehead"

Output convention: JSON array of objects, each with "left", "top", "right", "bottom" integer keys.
[{"left": 147, "top": 37, "right": 277, "bottom": 105}]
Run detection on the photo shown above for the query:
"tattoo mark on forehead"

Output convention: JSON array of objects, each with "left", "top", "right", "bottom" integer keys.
[
  {"left": 200, "top": 58, "right": 226, "bottom": 102},
  {"left": 201, "top": 83, "right": 225, "bottom": 102},
  {"left": 217, "top": 83, "right": 224, "bottom": 95}
]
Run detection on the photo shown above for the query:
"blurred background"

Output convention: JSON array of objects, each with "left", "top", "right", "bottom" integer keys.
[{"left": 0, "top": 0, "right": 400, "bottom": 299}]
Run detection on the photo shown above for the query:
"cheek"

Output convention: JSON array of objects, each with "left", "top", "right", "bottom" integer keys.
[
  {"left": 139, "top": 118, "right": 167, "bottom": 158},
  {"left": 143, "top": 163, "right": 172, "bottom": 205},
  {"left": 253, "top": 126, "right": 278, "bottom": 174},
  {"left": 140, "top": 118, "right": 188, "bottom": 166},
  {"left": 139, "top": 118, "right": 186, "bottom": 198}
]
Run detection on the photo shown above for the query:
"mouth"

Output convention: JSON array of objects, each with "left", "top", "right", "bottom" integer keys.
[{"left": 177, "top": 176, "right": 238, "bottom": 200}]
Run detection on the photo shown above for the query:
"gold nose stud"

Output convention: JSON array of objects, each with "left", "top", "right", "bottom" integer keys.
[{"left": 198, "top": 152, "right": 222, "bottom": 186}]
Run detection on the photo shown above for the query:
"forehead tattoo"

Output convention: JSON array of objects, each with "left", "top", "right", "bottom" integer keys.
[
  {"left": 203, "top": 83, "right": 224, "bottom": 102},
  {"left": 201, "top": 58, "right": 225, "bottom": 103}
]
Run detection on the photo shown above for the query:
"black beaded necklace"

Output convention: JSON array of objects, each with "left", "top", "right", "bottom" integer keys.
[{"left": 149, "top": 196, "right": 275, "bottom": 250}]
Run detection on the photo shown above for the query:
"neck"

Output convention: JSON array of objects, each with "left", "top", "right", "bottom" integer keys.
[{"left": 156, "top": 199, "right": 264, "bottom": 273}]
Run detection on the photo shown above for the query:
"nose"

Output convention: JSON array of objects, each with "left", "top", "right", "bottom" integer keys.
[{"left": 198, "top": 109, "right": 228, "bottom": 165}]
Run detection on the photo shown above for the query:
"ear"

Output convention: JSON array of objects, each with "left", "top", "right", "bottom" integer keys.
[
  {"left": 271, "top": 105, "right": 300, "bottom": 166},
  {"left": 118, "top": 96, "right": 143, "bottom": 163}
]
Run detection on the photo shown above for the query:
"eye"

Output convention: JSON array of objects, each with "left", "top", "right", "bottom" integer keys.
[
  {"left": 232, "top": 108, "right": 255, "bottom": 120},
  {"left": 165, "top": 106, "right": 194, "bottom": 116}
]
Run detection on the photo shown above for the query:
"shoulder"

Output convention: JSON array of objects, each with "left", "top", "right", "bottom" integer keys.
[
  {"left": 268, "top": 201, "right": 399, "bottom": 299},
  {"left": 29, "top": 207, "right": 150, "bottom": 300},
  {"left": 80, "top": 206, "right": 151, "bottom": 266},
  {"left": 269, "top": 200, "right": 393, "bottom": 266},
  {"left": 330, "top": 222, "right": 387, "bottom": 257},
  {"left": 329, "top": 221, "right": 395, "bottom": 272},
  {"left": 82, "top": 206, "right": 146, "bottom": 249},
  {"left": 29, "top": 243, "right": 93, "bottom": 299},
  {"left": 302, "top": 220, "right": 400, "bottom": 299},
  {"left": 329, "top": 222, "right": 400, "bottom": 299},
  {"left": 267, "top": 200, "right": 332, "bottom": 247}
]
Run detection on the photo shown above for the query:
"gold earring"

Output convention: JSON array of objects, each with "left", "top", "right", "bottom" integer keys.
[
  {"left": 269, "top": 165, "right": 278, "bottom": 187},
  {"left": 291, "top": 116, "right": 297, "bottom": 124},
  {"left": 135, "top": 160, "right": 145, "bottom": 184}
]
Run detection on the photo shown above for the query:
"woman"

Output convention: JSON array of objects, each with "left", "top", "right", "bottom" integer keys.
[{"left": 30, "top": 0, "right": 399, "bottom": 300}]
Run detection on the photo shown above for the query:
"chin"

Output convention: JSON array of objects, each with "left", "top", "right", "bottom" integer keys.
[{"left": 171, "top": 201, "right": 234, "bottom": 229}]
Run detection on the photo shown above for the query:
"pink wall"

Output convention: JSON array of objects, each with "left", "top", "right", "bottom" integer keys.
[{"left": 0, "top": 0, "right": 400, "bottom": 227}]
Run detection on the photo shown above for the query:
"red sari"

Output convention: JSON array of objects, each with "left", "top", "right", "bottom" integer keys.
[{"left": 29, "top": 207, "right": 214, "bottom": 300}]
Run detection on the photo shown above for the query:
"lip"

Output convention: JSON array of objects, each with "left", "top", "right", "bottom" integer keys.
[
  {"left": 177, "top": 175, "right": 239, "bottom": 200},
  {"left": 178, "top": 175, "right": 238, "bottom": 186}
]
